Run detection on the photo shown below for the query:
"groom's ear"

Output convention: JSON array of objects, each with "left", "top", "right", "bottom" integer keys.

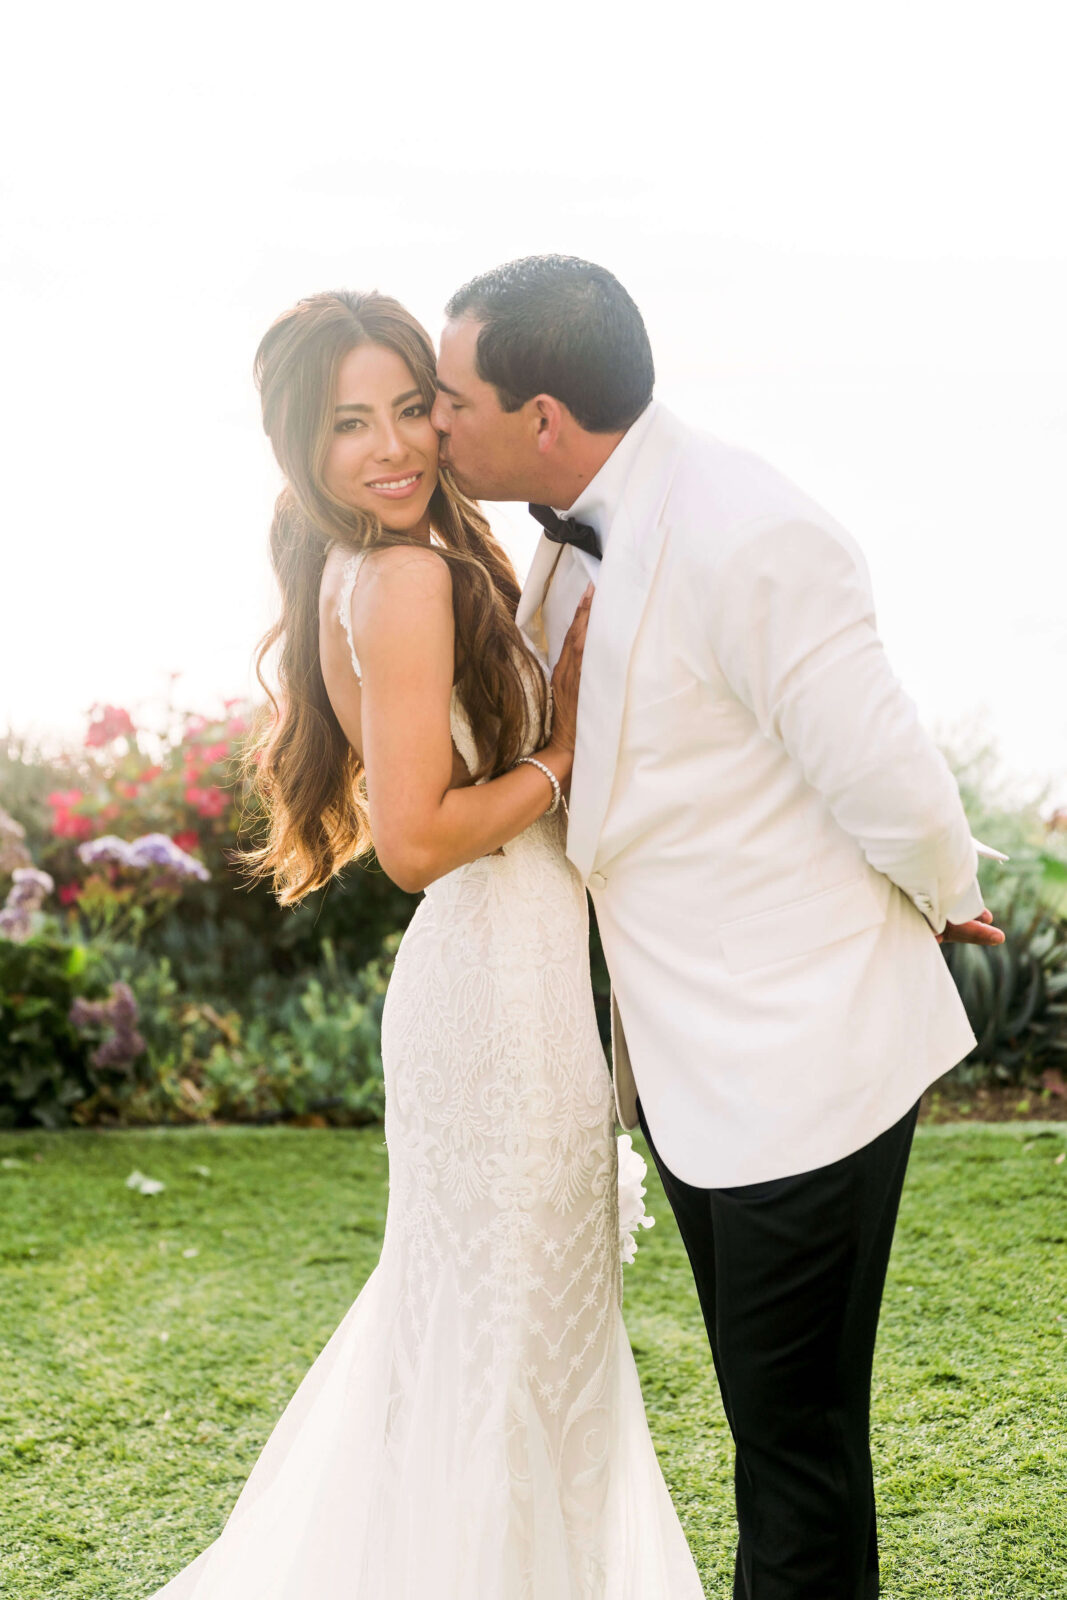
[{"left": 530, "top": 394, "right": 565, "bottom": 456}]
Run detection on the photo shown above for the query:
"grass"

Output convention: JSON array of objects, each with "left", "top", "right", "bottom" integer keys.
[{"left": 0, "top": 1121, "right": 1063, "bottom": 1599}]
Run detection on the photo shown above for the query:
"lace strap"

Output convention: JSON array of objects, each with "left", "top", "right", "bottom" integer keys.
[{"left": 336, "top": 551, "right": 366, "bottom": 684}]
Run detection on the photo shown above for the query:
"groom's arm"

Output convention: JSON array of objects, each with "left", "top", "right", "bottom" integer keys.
[{"left": 702, "top": 515, "right": 1002, "bottom": 937}]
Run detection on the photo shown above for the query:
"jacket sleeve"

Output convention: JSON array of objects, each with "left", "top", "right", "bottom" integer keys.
[{"left": 703, "top": 515, "right": 998, "bottom": 934}]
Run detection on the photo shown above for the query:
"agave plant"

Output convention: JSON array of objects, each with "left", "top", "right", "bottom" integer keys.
[{"left": 942, "top": 900, "right": 1067, "bottom": 1084}]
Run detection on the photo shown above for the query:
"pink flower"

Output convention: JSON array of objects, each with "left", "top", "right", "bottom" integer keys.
[
  {"left": 48, "top": 789, "right": 84, "bottom": 808},
  {"left": 172, "top": 829, "right": 200, "bottom": 853},
  {"left": 52, "top": 810, "right": 93, "bottom": 840},
  {"left": 85, "top": 704, "right": 136, "bottom": 747},
  {"left": 184, "top": 785, "right": 227, "bottom": 819},
  {"left": 58, "top": 884, "right": 82, "bottom": 906},
  {"left": 201, "top": 741, "right": 230, "bottom": 765}
]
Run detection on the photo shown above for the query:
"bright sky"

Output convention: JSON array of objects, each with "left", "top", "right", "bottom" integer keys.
[{"left": 3, "top": 1, "right": 1065, "bottom": 807}]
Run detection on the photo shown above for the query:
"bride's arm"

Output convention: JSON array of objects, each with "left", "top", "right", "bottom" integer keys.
[{"left": 353, "top": 543, "right": 583, "bottom": 893}]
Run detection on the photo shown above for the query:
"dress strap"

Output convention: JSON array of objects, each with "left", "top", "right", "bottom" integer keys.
[{"left": 336, "top": 550, "right": 366, "bottom": 684}]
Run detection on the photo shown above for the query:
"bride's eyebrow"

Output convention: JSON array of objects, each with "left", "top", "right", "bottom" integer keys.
[{"left": 334, "top": 389, "right": 423, "bottom": 414}]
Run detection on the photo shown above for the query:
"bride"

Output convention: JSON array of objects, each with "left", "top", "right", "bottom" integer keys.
[{"left": 146, "top": 290, "right": 704, "bottom": 1598}]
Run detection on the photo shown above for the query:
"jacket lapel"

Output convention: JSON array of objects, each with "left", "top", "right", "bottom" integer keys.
[
  {"left": 565, "top": 405, "right": 688, "bottom": 880},
  {"left": 515, "top": 536, "right": 564, "bottom": 665}
]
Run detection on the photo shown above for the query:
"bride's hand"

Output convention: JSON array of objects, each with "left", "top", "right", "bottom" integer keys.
[{"left": 547, "top": 584, "right": 594, "bottom": 756}]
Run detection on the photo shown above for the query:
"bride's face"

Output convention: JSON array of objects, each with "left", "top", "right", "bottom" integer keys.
[{"left": 323, "top": 343, "right": 438, "bottom": 538}]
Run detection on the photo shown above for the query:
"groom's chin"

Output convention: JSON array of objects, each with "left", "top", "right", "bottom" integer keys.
[{"left": 440, "top": 460, "right": 480, "bottom": 501}]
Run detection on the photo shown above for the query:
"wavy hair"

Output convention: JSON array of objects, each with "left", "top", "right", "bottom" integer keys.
[{"left": 232, "top": 290, "right": 549, "bottom": 905}]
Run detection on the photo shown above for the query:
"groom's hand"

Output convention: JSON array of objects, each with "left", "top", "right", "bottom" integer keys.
[{"left": 935, "top": 908, "right": 1006, "bottom": 946}]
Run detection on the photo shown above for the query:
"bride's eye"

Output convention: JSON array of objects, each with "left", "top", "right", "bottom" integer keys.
[
  {"left": 401, "top": 403, "right": 427, "bottom": 418},
  {"left": 335, "top": 418, "right": 366, "bottom": 432}
]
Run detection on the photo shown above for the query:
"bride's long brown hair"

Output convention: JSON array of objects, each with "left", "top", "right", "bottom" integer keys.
[{"left": 233, "top": 290, "right": 549, "bottom": 905}]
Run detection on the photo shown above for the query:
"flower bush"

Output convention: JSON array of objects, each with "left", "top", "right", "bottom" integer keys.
[
  {"left": 8, "top": 689, "right": 1061, "bottom": 1130},
  {"left": 0, "top": 683, "right": 414, "bottom": 1127}
]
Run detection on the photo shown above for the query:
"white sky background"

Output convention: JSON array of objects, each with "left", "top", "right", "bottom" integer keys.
[{"left": 3, "top": 0, "right": 1065, "bottom": 807}]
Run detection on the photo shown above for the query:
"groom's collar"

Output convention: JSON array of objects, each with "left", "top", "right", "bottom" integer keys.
[{"left": 551, "top": 398, "right": 659, "bottom": 554}]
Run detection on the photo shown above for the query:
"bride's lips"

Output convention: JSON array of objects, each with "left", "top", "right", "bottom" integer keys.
[{"left": 364, "top": 471, "right": 424, "bottom": 501}]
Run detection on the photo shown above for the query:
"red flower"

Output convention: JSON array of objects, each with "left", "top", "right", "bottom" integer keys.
[
  {"left": 85, "top": 704, "right": 136, "bottom": 747},
  {"left": 47, "top": 787, "right": 92, "bottom": 838},
  {"left": 201, "top": 741, "right": 230, "bottom": 765},
  {"left": 116, "top": 782, "right": 141, "bottom": 800},
  {"left": 52, "top": 811, "right": 93, "bottom": 840},
  {"left": 184, "top": 785, "right": 227, "bottom": 819},
  {"left": 100, "top": 803, "right": 123, "bottom": 822},
  {"left": 172, "top": 829, "right": 201, "bottom": 853},
  {"left": 58, "top": 884, "right": 82, "bottom": 906},
  {"left": 136, "top": 765, "right": 163, "bottom": 782}
]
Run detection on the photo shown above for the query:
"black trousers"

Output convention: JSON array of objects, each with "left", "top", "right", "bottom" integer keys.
[{"left": 636, "top": 1094, "right": 920, "bottom": 1600}]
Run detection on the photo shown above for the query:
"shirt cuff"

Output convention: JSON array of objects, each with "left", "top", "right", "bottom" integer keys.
[{"left": 942, "top": 876, "right": 986, "bottom": 927}]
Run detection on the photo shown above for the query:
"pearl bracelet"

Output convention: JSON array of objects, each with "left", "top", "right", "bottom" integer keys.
[{"left": 513, "top": 755, "right": 565, "bottom": 817}]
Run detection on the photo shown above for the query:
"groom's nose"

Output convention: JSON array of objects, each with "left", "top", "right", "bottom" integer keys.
[{"left": 430, "top": 393, "right": 450, "bottom": 435}]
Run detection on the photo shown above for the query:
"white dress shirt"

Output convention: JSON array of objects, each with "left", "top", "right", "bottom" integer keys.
[{"left": 539, "top": 400, "right": 659, "bottom": 671}]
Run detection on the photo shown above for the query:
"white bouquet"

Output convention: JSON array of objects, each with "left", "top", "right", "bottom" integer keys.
[{"left": 617, "top": 1133, "right": 655, "bottom": 1265}]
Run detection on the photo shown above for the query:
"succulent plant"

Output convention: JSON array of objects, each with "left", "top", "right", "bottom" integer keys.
[{"left": 942, "top": 901, "right": 1067, "bottom": 1084}]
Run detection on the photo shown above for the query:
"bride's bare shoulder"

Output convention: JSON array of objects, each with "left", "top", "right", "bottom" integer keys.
[{"left": 323, "top": 542, "right": 451, "bottom": 626}]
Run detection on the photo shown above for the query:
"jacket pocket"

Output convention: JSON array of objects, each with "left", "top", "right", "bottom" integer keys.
[{"left": 717, "top": 873, "right": 888, "bottom": 974}]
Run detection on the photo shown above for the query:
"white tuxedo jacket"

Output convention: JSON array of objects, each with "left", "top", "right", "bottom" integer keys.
[{"left": 516, "top": 402, "right": 999, "bottom": 1187}]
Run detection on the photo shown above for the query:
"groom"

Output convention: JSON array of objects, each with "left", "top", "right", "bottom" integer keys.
[{"left": 432, "top": 255, "right": 1004, "bottom": 1598}]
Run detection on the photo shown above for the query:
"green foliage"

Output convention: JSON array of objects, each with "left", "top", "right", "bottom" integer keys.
[
  {"left": 0, "top": 937, "right": 100, "bottom": 1129},
  {"left": 941, "top": 725, "right": 1067, "bottom": 925},
  {"left": 943, "top": 903, "right": 1067, "bottom": 1087},
  {"left": 1, "top": 691, "right": 414, "bottom": 1128},
  {"left": 194, "top": 935, "right": 394, "bottom": 1126},
  {"left": 2, "top": 692, "right": 418, "bottom": 1005},
  {"left": 934, "top": 733, "right": 1067, "bottom": 1086},
  {"left": 60, "top": 936, "right": 397, "bottom": 1130}
]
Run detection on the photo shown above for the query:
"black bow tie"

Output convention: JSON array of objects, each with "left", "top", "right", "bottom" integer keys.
[{"left": 528, "top": 503, "right": 603, "bottom": 560}]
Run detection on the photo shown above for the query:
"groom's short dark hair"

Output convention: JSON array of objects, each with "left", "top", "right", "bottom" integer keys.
[{"left": 445, "top": 255, "right": 654, "bottom": 432}]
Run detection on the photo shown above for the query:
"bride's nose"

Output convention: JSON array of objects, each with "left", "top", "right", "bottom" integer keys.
[{"left": 373, "top": 418, "right": 403, "bottom": 460}]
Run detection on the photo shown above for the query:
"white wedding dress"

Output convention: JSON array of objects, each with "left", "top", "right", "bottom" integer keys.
[{"left": 147, "top": 550, "right": 704, "bottom": 1599}]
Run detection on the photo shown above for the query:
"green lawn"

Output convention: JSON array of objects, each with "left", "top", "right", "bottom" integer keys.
[{"left": 1, "top": 1122, "right": 1064, "bottom": 1599}]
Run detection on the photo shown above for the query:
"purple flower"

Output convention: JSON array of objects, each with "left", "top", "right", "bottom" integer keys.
[
  {"left": 75, "top": 832, "right": 210, "bottom": 885},
  {"left": 92, "top": 1025, "right": 147, "bottom": 1070},
  {"left": 69, "top": 981, "right": 147, "bottom": 1072},
  {"left": 6, "top": 867, "right": 54, "bottom": 914},
  {"left": 108, "top": 980, "right": 138, "bottom": 1025},
  {"left": 12, "top": 867, "right": 54, "bottom": 896},
  {"left": 0, "top": 809, "right": 31, "bottom": 876},
  {"left": 125, "top": 833, "right": 177, "bottom": 867},
  {"left": 0, "top": 906, "right": 31, "bottom": 943},
  {"left": 77, "top": 836, "right": 135, "bottom": 867},
  {"left": 70, "top": 995, "right": 109, "bottom": 1027},
  {"left": 126, "top": 834, "right": 210, "bottom": 883}
]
